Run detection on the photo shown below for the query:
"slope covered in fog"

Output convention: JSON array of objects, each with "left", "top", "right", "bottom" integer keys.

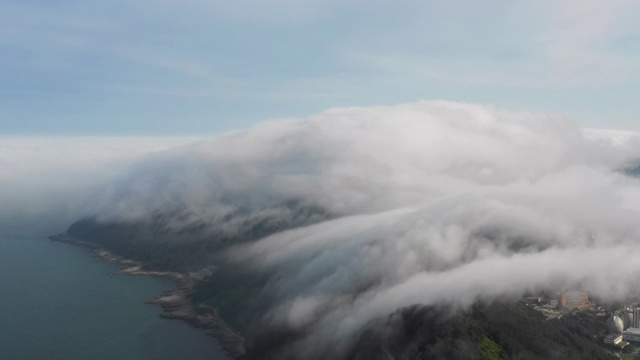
[{"left": 54, "top": 101, "right": 640, "bottom": 359}]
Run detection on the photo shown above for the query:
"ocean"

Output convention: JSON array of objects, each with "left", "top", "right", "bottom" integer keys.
[{"left": 0, "top": 236, "right": 229, "bottom": 360}]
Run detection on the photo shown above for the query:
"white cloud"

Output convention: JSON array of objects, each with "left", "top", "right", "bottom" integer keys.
[
  {"left": 0, "top": 136, "right": 198, "bottom": 236},
  {"left": 5, "top": 101, "right": 640, "bottom": 358},
  {"left": 341, "top": 1, "right": 640, "bottom": 90}
]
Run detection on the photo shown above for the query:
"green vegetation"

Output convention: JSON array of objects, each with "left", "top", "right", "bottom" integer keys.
[
  {"left": 478, "top": 336, "right": 505, "bottom": 360},
  {"left": 349, "top": 302, "right": 616, "bottom": 360},
  {"left": 65, "top": 217, "right": 219, "bottom": 272},
  {"left": 189, "top": 268, "right": 267, "bottom": 332},
  {"left": 64, "top": 201, "right": 329, "bottom": 272}
]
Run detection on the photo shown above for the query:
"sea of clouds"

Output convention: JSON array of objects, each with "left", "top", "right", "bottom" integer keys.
[{"left": 4, "top": 100, "right": 640, "bottom": 357}]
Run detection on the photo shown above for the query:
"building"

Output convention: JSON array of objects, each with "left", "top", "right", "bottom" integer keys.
[
  {"left": 525, "top": 296, "right": 543, "bottom": 304},
  {"left": 623, "top": 327, "right": 640, "bottom": 343},
  {"left": 560, "top": 291, "right": 589, "bottom": 310},
  {"left": 604, "top": 333, "right": 625, "bottom": 346},
  {"left": 606, "top": 314, "right": 624, "bottom": 334},
  {"left": 608, "top": 304, "right": 640, "bottom": 344},
  {"left": 621, "top": 308, "right": 633, "bottom": 329}
]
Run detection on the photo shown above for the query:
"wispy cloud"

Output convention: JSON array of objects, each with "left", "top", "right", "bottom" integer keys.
[
  {"left": 342, "top": 0, "right": 640, "bottom": 89},
  {"left": 2, "top": 1, "right": 640, "bottom": 134},
  {"left": 540, "top": 0, "right": 640, "bottom": 85}
]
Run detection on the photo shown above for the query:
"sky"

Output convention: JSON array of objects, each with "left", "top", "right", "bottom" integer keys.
[
  {"left": 3, "top": 2, "right": 640, "bottom": 354},
  {"left": 1, "top": 0, "right": 640, "bottom": 135}
]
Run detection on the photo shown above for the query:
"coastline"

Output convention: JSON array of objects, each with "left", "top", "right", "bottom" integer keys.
[{"left": 49, "top": 234, "right": 245, "bottom": 359}]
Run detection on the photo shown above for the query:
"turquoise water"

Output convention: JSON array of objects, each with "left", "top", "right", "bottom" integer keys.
[{"left": 0, "top": 236, "right": 229, "bottom": 360}]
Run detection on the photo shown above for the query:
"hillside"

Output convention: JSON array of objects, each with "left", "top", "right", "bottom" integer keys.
[
  {"left": 64, "top": 200, "right": 329, "bottom": 272},
  {"left": 348, "top": 302, "right": 615, "bottom": 360},
  {"left": 58, "top": 215, "right": 619, "bottom": 360}
]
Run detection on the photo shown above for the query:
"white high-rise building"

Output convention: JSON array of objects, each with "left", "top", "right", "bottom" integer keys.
[{"left": 621, "top": 306, "right": 640, "bottom": 343}]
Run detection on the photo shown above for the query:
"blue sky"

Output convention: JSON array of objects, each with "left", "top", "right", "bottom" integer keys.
[{"left": 1, "top": 0, "right": 639, "bottom": 135}]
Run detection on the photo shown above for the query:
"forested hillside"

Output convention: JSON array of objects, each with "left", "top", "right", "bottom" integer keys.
[{"left": 348, "top": 302, "right": 614, "bottom": 360}]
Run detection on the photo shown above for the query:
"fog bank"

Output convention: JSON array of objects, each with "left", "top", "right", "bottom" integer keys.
[
  {"left": 6, "top": 101, "right": 640, "bottom": 357},
  {"left": 0, "top": 136, "right": 197, "bottom": 236}
]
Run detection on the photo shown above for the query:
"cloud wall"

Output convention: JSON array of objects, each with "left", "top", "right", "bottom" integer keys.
[
  {"left": 91, "top": 101, "right": 640, "bottom": 357},
  {"left": 4, "top": 101, "right": 640, "bottom": 358}
]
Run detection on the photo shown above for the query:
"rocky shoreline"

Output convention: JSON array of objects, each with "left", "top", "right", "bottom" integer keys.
[{"left": 49, "top": 234, "right": 245, "bottom": 359}]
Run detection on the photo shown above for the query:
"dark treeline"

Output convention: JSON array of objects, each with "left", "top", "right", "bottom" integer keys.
[
  {"left": 349, "top": 302, "right": 614, "bottom": 360},
  {"left": 65, "top": 200, "right": 329, "bottom": 272}
]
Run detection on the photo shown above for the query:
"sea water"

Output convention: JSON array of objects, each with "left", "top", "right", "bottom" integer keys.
[{"left": 0, "top": 236, "right": 229, "bottom": 360}]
